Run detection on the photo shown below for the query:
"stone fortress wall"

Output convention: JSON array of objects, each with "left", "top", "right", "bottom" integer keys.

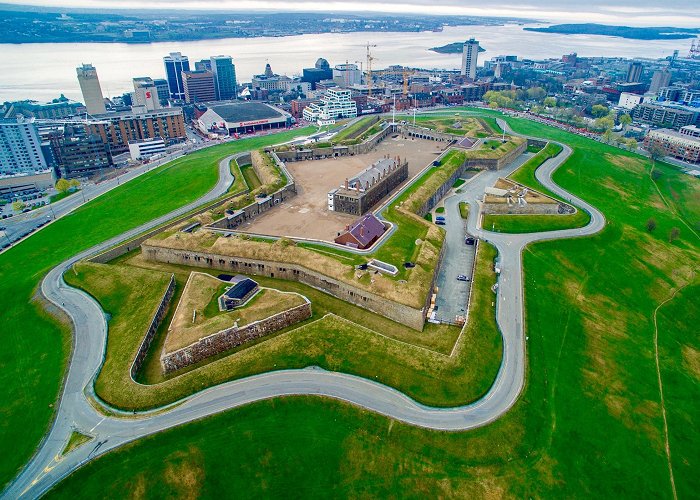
[
  {"left": 161, "top": 300, "right": 312, "bottom": 373},
  {"left": 131, "top": 274, "right": 175, "bottom": 378},
  {"left": 141, "top": 243, "right": 427, "bottom": 331},
  {"left": 272, "top": 122, "right": 395, "bottom": 162}
]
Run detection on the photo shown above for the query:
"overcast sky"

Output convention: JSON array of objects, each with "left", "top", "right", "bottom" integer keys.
[{"left": 4, "top": 0, "right": 700, "bottom": 27}]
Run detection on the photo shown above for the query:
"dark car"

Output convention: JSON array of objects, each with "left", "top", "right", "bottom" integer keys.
[
  {"left": 435, "top": 220, "right": 446, "bottom": 226},
  {"left": 456, "top": 274, "right": 468, "bottom": 281},
  {"left": 465, "top": 237, "right": 475, "bottom": 245}
]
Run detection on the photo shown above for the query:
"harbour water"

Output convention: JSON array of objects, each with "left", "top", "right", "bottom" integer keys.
[{"left": 0, "top": 24, "right": 691, "bottom": 102}]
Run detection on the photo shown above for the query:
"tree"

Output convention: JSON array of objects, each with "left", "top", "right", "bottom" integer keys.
[
  {"left": 619, "top": 113, "right": 632, "bottom": 127},
  {"left": 627, "top": 139, "right": 638, "bottom": 151},
  {"left": 543, "top": 96, "right": 557, "bottom": 108},
  {"left": 11, "top": 200, "right": 25, "bottom": 212},
  {"left": 591, "top": 104, "right": 610, "bottom": 118},
  {"left": 68, "top": 179, "right": 80, "bottom": 189},
  {"left": 55, "top": 178, "right": 70, "bottom": 193},
  {"left": 646, "top": 218, "right": 657, "bottom": 232},
  {"left": 602, "top": 129, "right": 614, "bottom": 143},
  {"left": 648, "top": 143, "right": 666, "bottom": 162},
  {"left": 668, "top": 227, "right": 680, "bottom": 243},
  {"left": 526, "top": 87, "right": 546, "bottom": 100},
  {"left": 594, "top": 115, "right": 615, "bottom": 131}
]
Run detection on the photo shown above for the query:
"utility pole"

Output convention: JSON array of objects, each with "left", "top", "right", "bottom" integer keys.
[{"left": 392, "top": 94, "right": 396, "bottom": 124}]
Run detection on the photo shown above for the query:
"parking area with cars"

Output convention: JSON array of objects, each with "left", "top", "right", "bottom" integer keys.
[{"left": 431, "top": 152, "right": 532, "bottom": 324}]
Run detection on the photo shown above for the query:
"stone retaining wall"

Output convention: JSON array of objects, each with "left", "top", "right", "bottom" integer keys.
[
  {"left": 400, "top": 125, "right": 457, "bottom": 143},
  {"left": 141, "top": 244, "right": 426, "bottom": 331},
  {"left": 462, "top": 140, "right": 527, "bottom": 170},
  {"left": 482, "top": 202, "right": 565, "bottom": 215},
  {"left": 160, "top": 301, "right": 312, "bottom": 373},
  {"left": 131, "top": 274, "right": 175, "bottom": 378},
  {"left": 272, "top": 123, "right": 394, "bottom": 162}
]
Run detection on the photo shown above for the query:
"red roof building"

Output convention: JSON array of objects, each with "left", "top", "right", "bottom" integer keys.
[{"left": 334, "top": 213, "right": 386, "bottom": 250}]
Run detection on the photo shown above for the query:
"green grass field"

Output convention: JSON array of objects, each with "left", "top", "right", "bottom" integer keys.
[
  {"left": 482, "top": 210, "right": 590, "bottom": 233},
  {"left": 47, "top": 113, "right": 700, "bottom": 497},
  {"left": 0, "top": 126, "right": 314, "bottom": 489}
]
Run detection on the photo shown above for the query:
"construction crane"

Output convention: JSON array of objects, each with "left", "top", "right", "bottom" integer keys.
[
  {"left": 690, "top": 39, "right": 700, "bottom": 60},
  {"left": 366, "top": 42, "right": 377, "bottom": 97},
  {"left": 373, "top": 67, "right": 416, "bottom": 96}
]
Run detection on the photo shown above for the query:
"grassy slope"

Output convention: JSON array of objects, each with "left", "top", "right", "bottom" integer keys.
[
  {"left": 655, "top": 282, "right": 700, "bottom": 499},
  {"left": 63, "top": 241, "right": 501, "bottom": 410},
  {"left": 0, "top": 127, "right": 313, "bottom": 489},
  {"left": 49, "top": 115, "right": 700, "bottom": 497}
]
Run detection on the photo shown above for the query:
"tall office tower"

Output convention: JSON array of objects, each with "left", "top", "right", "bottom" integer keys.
[
  {"left": 210, "top": 55, "right": 237, "bottom": 100},
  {"left": 461, "top": 38, "right": 480, "bottom": 79},
  {"left": 626, "top": 62, "right": 644, "bottom": 83},
  {"left": 163, "top": 52, "right": 190, "bottom": 100},
  {"left": 132, "top": 77, "right": 159, "bottom": 111},
  {"left": 195, "top": 59, "right": 212, "bottom": 72},
  {"left": 649, "top": 69, "right": 672, "bottom": 94},
  {"left": 0, "top": 116, "right": 48, "bottom": 176},
  {"left": 76, "top": 63, "right": 106, "bottom": 115},
  {"left": 152, "top": 78, "right": 170, "bottom": 104},
  {"left": 182, "top": 70, "right": 216, "bottom": 103}
]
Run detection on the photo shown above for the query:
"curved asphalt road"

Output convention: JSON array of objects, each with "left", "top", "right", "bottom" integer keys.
[{"left": 3, "top": 118, "right": 605, "bottom": 499}]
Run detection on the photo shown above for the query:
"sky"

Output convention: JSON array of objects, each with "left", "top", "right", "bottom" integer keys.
[{"left": 3, "top": 0, "right": 700, "bottom": 27}]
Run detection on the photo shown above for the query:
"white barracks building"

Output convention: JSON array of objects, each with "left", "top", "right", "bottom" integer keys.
[{"left": 303, "top": 88, "right": 357, "bottom": 124}]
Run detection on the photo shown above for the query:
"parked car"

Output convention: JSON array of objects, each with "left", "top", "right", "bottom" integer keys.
[
  {"left": 456, "top": 274, "right": 468, "bottom": 281},
  {"left": 435, "top": 215, "right": 445, "bottom": 221},
  {"left": 465, "top": 237, "right": 475, "bottom": 245},
  {"left": 435, "top": 220, "right": 446, "bottom": 226}
]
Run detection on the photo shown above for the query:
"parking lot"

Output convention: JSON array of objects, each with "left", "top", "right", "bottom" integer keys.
[{"left": 242, "top": 135, "right": 447, "bottom": 241}]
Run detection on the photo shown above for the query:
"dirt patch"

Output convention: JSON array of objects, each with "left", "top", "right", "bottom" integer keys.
[
  {"left": 243, "top": 136, "right": 444, "bottom": 241},
  {"left": 163, "top": 447, "right": 205, "bottom": 498},
  {"left": 604, "top": 153, "right": 647, "bottom": 174}
]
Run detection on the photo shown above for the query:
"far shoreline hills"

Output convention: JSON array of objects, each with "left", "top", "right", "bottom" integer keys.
[{"left": 524, "top": 23, "right": 700, "bottom": 40}]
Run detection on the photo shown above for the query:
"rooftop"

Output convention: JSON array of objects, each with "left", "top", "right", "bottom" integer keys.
[
  {"left": 207, "top": 101, "right": 286, "bottom": 122},
  {"left": 346, "top": 157, "right": 399, "bottom": 192}
]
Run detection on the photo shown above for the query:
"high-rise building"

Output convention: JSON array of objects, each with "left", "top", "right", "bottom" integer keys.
[
  {"left": 626, "top": 62, "right": 644, "bottom": 83},
  {"left": 182, "top": 70, "right": 216, "bottom": 103},
  {"left": 332, "top": 63, "right": 362, "bottom": 87},
  {"left": 649, "top": 69, "right": 672, "bottom": 94},
  {"left": 163, "top": 52, "right": 190, "bottom": 100},
  {"left": 153, "top": 79, "right": 170, "bottom": 105},
  {"left": 302, "top": 58, "right": 333, "bottom": 90},
  {"left": 461, "top": 39, "right": 480, "bottom": 79},
  {"left": 76, "top": 63, "right": 106, "bottom": 115},
  {"left": 210, "top": 55, "right": 237, "bottom": 100},
  {"left": 0, "top": 116, "right": 48, "bottom": 176},
  {"left": 195, "top": 59, "right": 212, "bottom": 72},
  {"left": 132, "top": 77, "right": 159, "bottom": 111}
]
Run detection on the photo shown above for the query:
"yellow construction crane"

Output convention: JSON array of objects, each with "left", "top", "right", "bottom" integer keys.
[{"left": 366, "top": 42, "right": 377, "bottom": 97}]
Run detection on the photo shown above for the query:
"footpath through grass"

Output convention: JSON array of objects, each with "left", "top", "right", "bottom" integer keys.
[
  {"left": 0, "top": 126, "right": 313, "bottom": 489},
  {"left": 49, "top": 115, "right": 700, "bottom": 497},
  {"left": 63, "top": 239, "right": 501, "bottom": 410}
]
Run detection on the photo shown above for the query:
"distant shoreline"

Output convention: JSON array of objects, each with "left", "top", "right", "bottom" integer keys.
[{"left": 524, "top": 23, "right": 700, "bottom": 40}]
